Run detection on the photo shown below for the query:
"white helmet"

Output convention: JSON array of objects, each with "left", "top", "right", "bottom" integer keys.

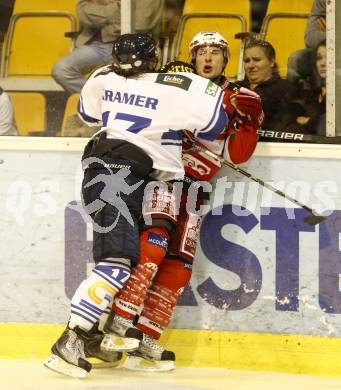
[{"left": 189, "top": 31, "right": 230, "bottom": 61}]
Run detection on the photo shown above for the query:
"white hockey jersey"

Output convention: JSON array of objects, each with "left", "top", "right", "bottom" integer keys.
[{"left": 78, "top": 65, "right": 227, "bottom": 181}]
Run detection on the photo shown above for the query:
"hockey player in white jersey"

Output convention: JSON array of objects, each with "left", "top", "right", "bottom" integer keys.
[{"left": 43, "top": 33, "right": 228, "bottom": 378}]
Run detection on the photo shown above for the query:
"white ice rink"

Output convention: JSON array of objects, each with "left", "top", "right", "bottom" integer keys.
[{"left": 1, "top": 360, "right": 341, "bottom": 390}]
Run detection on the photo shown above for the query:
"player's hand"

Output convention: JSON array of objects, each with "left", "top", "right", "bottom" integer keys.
[{"left": 229, "top": 87, "right": 264, "bottom": 127}]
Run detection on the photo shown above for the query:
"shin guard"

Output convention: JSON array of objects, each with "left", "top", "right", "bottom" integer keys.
[
  {"left": 113, "top": 227, "right": 169, "bottom": 320},
  {"left": 136, "top": 258, "right": 192, "bottom": 339},
  {"left": 69, "top": 261, "right": 131, "bottom": 331}
]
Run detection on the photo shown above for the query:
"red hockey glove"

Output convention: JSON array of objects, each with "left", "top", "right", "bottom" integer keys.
[{"left": 230, "top": 87, "right": 264, "bottom": 128}]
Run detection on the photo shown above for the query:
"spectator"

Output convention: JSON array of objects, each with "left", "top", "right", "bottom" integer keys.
[
  {"left": 240, "top": 39, "right": 299, "bottom": 131},
  {"left": 164, "top": 0, "right": 185, "bottom": 34},
  {"left": 305, "top": 0, "right": 326, "bottom": 49},
  {"left": 294, "top": 40, "right": 326, "bottom": 135},
  {"left": 52, "top": 0, "right": 164, "bottom": 94},
  {"left": 0, "top": 87, "right": 18, "bottom": 135},
  {"left": 62, "top": 114, "right": 100, "bottom": 137},
  {"left": 287, "top": 0, "right": 326, "bottom": 85}
]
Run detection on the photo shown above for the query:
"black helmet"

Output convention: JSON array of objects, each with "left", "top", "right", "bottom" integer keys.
[{"left": 112, "top": 33, "right": 158, "bottom": 71}]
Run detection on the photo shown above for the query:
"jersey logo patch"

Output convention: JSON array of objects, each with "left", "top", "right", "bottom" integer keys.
[
  {"left": 156, "top": 74, "right": 192, "bottom": 90},
  {"left": 205, "top": 80, "right": 219, "bottom": 97},
  {"left": 147, "top": 232, "right": 168, "bottom": 249}
]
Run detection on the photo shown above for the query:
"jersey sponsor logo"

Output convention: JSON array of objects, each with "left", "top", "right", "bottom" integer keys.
[
  {"left": 156, "top": 74, "right": 192, "bottom": 90},
  {"left": 148, "top": 320, "right": 163, "bottom": 330},
  {"left": 118, "top": 300, "right": 138, "bottom": 312},
  {"left": 103, "top": 90, "right": 159, "bottom": 110},
  {"left": 205, "top": 80, "right": 219, "bottom": 97},
  {"left": 147, "top": 232, "right": 168, "bottom": 249}
]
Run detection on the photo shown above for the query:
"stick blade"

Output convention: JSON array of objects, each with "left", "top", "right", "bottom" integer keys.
[{"left": 304, "top": 215, "right": 326, "bottom": 225}]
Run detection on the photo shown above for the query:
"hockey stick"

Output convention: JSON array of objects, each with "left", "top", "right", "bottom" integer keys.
[
  {"left": 190, "top": 143, "right": 326, "bottom": 226},
  {"left": 257, "top": 129, "right": 341, "bottom": 144},
  {"left": 219, "top": 159, "right": 325, "bottom": 225}
]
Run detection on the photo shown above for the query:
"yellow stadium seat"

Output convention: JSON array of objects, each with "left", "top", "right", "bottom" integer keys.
[
  {"left": 266, "top": 0, "right": 313, "bottom": 14},
  {"left": 12, "top": 0, "right": 77, "bottom": 15},
  {"left": 2, "top": 0, "right": 78, "bottom": 78},
  {"left": 9, "top": 92, "right": 46, "bottom": 135},
  {"left": 260, "top": 0, "right": 314, "bottom": 77},
  {"left": 60, "top": 93, "right": 80, "bottom": 136},
  {"left": 172, "top": 0, "right": 250, "bottom": 80},
  {"left": 3, "top": 14, "right": 77, "bottom": 78}
]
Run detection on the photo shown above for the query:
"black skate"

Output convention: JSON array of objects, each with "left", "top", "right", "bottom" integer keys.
[
  {"left": 44, "top": 326, "right": 92, "bottom": 378},
  {"left": 124, "top": 333, "right": 175, "bottom": 372},
  {"left": 101, "top": 312, "right": 143, "bottom": 352},
  {"left": 83, "top": 324, "right": 123, "bottom": 369}
]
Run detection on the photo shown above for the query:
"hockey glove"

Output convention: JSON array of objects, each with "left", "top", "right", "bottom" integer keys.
[{"left": 230, "top": 87, "right": 264, "bottom": 128}]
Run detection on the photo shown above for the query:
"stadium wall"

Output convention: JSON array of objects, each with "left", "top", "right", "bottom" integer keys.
[{"left": 1, "top": 137, "right": 341, "bottom": 375}]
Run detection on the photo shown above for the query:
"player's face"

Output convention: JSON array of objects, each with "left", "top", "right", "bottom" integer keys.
[
  {"left": 195, "top": 46, "right": 225, "bottom": 80},
  {"left": 316, "top": 45, "right": 326, "bottom": 79},
  {"left": 243, "top": 46, "right": 274, "bottom": 87}
]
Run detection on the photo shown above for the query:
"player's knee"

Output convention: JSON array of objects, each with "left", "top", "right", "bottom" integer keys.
[
  {"left": 52, "top": 60, "right": 67, "bottom": 84},
  {"left": 153, "top": 258, "right": 192, "bottom": 292},
  {"left": 139, "top": 227, "right": 169, "bottom": 266}
]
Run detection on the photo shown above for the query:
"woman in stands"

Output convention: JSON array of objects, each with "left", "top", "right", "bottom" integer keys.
[
  {"left": 294, "top": 40, "right": 326, "bottom": 135},
  {"left": 240, "top": 39, "right": 299, "bottom": 132}
]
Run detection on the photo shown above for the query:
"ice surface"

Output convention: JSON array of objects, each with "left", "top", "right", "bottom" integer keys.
[{"left": 0, "top": 359, "right": 340, "bottom": 390}]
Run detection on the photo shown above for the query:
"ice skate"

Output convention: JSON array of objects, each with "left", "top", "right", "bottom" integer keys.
[
  {"left": 83, "top": 325, "right": 123, "bottom": 369},
  {"left": 124, "top": 333, "right": 175, "bottom": 372},
  {"left": 43, "top": 326, "right": 92, "bottom": 378},
  {"left": 101, "top": 312, "right": 143, "bottom": 352}
]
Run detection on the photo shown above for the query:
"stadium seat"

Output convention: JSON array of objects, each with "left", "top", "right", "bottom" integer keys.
[
  {"left": 9, "top": 92, "right": 46, "bottom": 135},
  {"left": 1, "top": 0, "right": 78, "bottom": 78},
  {"left": 60, "top": 93, "right": 80, "bottom": 136},
  {"left": 265, "top": 0, "right": 313, "bottom": 14},
  {"left": 11, "top": 0, "right": 77, "bottom": 14},
  {"left": 259, "top": 0, "right": 314, "bottom": 77},
  {"left": 172, "top": 0, "right": 250, "bottom": 80}
]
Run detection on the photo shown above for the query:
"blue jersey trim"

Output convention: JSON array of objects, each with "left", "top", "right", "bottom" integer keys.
[
  {"left": 78, "top": 97, "right": 101, "bottom": 124},
  {"left": 197, "top": 105, "right": 228, "bottom": 141},
  {"left": 195, "top": 89, "right": 227, "bottom": 141},
  {"left": 161, "top": 141, "right": 182, "bottom": 146}
]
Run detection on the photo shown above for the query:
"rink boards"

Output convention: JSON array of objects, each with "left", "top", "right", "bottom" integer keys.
[
  {"left": 2, "top": 323, "right": 341, "bottom": 376},
  {"left": 1, "top": 137, "right": 341, "bottom": 375}
]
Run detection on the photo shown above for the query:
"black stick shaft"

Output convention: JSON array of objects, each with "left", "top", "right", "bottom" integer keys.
[
  {"left": 193, "top": 144, "right": 318, "bottom": 215},
  {"left": 221, "top": 159, "right": 314, "bottom": 214}
]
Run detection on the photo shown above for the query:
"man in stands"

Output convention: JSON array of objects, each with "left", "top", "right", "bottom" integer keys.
[
  {"left": 101, "top": 32, "right": 264, "bottom": 372},
  {"left": 52, "top": 0, "right": 163, "bottom": 94}
]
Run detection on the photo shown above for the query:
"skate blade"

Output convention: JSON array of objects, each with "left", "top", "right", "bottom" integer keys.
[
  {"left": 89, "top": 357, "right": 122, "bottom": 369},
  {"left": 43, "top": 353, "right": 88, "bottom": 379},
  {"left": 123, "top": 355, "right": 175, "bottom": 372},
  {"left": 101, "top": 333, "right": 140, "bottom": 352}
]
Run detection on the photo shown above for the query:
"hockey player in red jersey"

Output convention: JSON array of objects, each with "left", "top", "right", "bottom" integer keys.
[{"left": 101, "top": 32, "right": 264, "bottom": 371}]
